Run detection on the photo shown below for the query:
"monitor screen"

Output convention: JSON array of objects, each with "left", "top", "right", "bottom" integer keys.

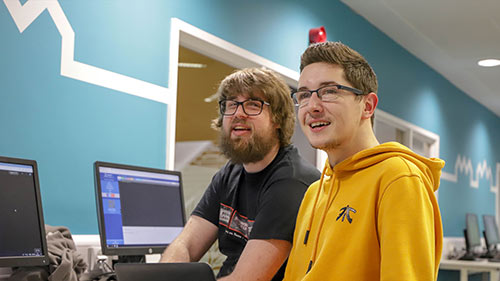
[
  {"left": 0, "top": 156, "right": 49, "bottom": 267},
  {"left": 483, "top": 215, "right": 500, "bottom": 247},
  {"left": 94, "top": 161, "right": 185, "bottom": 257},
  {"left": 466, "top": 213, "right": 481, "bottom": 249}
]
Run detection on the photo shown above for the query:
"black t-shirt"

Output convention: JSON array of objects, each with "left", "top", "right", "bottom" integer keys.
[{"left": 192, "top": 145, "right": 320, "bottom": 280}]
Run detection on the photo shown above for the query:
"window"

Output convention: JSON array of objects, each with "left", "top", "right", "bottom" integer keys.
[
  {"left": 373, "top": 109, "right": 439, "bottom": 159},
  {"left": 315, "top": 109, "right": 440, "bottom": 197}
]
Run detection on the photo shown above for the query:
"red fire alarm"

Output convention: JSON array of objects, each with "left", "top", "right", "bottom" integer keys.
[{"left": 309, "top": 26, "right": 327, "bottom": 44}]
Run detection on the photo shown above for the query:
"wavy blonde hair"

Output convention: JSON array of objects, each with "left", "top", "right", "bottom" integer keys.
[{"left": 212, "top": 67, "right": 295, "bottom": 147}]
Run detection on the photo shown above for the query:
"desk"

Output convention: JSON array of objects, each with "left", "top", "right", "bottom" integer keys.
[{"left": 440, "top": 259, "right": 500, "bottom": 281}]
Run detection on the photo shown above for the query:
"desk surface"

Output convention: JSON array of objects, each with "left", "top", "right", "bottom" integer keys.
[
  {"left": 441, "top": 259, "right": 500, "bottom": 270},
  {"left": 440, "top": 259, "right": 500, "bottom": 281}
]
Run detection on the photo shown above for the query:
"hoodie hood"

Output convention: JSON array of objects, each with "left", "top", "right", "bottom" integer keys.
[
  {"left": 283, "top": 141, "right": 445, "bottom": 281},
  {"left": 325, "top": 142, "right": 445, "bottom": 192}
]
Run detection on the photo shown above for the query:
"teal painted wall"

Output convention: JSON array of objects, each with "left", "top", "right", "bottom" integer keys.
[
  {"left": 0, "top": 1, "right": 168, "bottom": 234},
  {"left": 1, "top": 3, "right": 499, "bottom": 278}
]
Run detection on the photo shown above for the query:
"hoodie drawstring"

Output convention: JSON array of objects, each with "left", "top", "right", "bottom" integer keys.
[
  {"left": 303, "top": 162, "right": 340, "bottom": 274},
  {"left": 303, "top": 164, "right": 327, "bottom": 245}
]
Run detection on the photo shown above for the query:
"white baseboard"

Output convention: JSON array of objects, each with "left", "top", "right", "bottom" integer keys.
[
  {"left": 70, "top": 235, "right": 469, "bottom": 263},
  {"left": 72, "top": 234, "right": 162, "bottom": 267},
  {"left": 73, "top": 235, "right": 102, "bottom": 271},
  {"left": 442, "top": 236, "right": 489, "bottom": 261}
]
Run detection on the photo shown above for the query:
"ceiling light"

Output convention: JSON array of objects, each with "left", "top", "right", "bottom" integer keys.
[
  {"left": 178, "top": 62, "right": 207, "bottom": 68},
  {"left": 204, "top": 93, "right": 218, "bottom": 103},
  {"left": 478, "top": 59, "right": 500, "bottom": 67}
]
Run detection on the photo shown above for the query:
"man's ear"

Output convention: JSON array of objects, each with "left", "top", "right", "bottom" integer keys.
[
  {"left": 362, "top": 92, "right": 378, "bottom": 120},
  {"left": 273, "top": 120, "right": 280, "bottom": 129}
]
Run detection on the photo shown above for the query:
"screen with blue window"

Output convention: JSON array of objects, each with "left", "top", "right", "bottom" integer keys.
[{"left": 94, "top": 162, "right": 185, "bottom": 256}]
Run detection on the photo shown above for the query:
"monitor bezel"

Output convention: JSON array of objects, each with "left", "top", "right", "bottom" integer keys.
[
  {"left": 94, "top": 161, "right": 186, "bottom": 257},
  {"left": 0, "top": 156, "right": 49, "bottom": 267},
  {"left": 482, "top": 214, "right": 499, "bottom": 247},
  {"left": 465, "top": 213, "right": 481, "bottom": 249}
]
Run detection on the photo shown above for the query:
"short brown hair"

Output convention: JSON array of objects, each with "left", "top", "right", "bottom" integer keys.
[
  {"left": 300, "top": 42, "right": 378, "bottom": 125},
  {"left": 212, "top": 67, "right": 295, "bottom": 147}
]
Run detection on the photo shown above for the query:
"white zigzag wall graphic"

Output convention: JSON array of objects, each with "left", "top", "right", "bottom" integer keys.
[
  {"left": 441, "top": 155, "right": 500, "bottom": 193},
  {"left": 3, "top": 0, "right": 171, "bottom": 104}
]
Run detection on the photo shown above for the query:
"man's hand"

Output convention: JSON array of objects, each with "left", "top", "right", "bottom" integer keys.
[
  {"left": 160, "top": 215, "right": 218, "bottom": 262},
  {"left": 218, "top": 239, "right": 292, "bottom": 281}
]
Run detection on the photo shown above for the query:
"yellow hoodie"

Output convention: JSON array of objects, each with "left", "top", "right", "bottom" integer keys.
[{"left": 283, "top": 142, "right": 444, "bottom": 281}]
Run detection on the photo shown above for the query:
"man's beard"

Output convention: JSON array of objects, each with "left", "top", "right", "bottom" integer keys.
[
  {"left": 219, "top": 124, "right": 278, "bottom": 164},
  {"left": 311, "top": 139, "right": 341, "bottom": 151},
  {"left": 304, "top": 121, "right": 341, "bottom": 151}
]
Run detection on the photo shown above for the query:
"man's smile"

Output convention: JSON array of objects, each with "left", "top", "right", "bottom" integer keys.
[
  {"left": 310, "top": 121, "right": 331, "bottom": 129},
  {"left": 231, "top": 123, "right": 252, "bottom": 136},
  {"left": 306, "top": 117, "right": 331, "bottom": 132}
]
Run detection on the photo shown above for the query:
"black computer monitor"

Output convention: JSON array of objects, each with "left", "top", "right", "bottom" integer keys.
[
  {"left": 460, "top": 213, "right": 481, "bottom": 260},
  {"left": 0, "top": 156, "right": 49, "bottom": 267},
  {"left": 94, "top": 161, "right": 185, "bottom": 263},
  {"left": 483, "top": 215, "right": 499, "bottom": 254}
]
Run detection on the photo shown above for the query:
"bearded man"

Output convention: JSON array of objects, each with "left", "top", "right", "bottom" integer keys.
[{"left": 161, "top": 67, "right": 320, "bottom": 281}]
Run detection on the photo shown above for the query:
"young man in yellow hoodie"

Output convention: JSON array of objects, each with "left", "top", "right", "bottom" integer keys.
[{"left": 283, "top": 42, "right": 445, "bottom": 281}]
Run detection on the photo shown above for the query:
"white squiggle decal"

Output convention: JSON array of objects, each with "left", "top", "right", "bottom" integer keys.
[
  {"left": 4, "top": 0, "right": 171, "bottom": 104},
  {"left": 441, "top": 155, "right": 500, "bottom": 193}
]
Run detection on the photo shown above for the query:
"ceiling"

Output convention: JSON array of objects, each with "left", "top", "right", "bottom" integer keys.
[{"left": 341, "top": 0, "right": 500, "bottom": 117}]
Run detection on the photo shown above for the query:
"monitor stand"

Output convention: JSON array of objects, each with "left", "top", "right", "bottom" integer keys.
[
  {"left": 80, "top": 255, "right": 117, "bottom": 281},
  {"left": 0, "top": 267, "right": 12, "bottom": 280},
  {"left": 459, "top": 229, "right": 476, "bottom": 261},
  {"left": 481, "top": 230, "right": 497, "bottom": 259},
  {"left": 480, "top": 248, "right": 495, "bottom": 259},
  {"left": 458, "top": 251, "right": 476, "bottom": 261},
  {"left": 81, "top": 255, "right": 146, "bottom": 281},
  {"left": 486, "top": 245, "right": 500, "bottom": 262}
]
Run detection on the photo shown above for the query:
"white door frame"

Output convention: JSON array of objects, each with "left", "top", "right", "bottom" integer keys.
[
  {"left": 316, "top": 109, "right": 441, "bottom": 192},
  {"left": 373, "top": 109, "right": 440, "bottom": 158},
  {"left": 166, "top": 18, "right": 300, "bottom": 170}
]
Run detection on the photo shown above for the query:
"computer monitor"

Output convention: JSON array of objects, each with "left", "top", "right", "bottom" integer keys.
[
  {"left": 94, "top": 161, "right": 185, "bottom": 263},
  {"left": 0, "top": 156, "right": 49, "bottom": 267},
  {"left": 483, "top": 215, "right": 499, "bottom": 253},
  {"left": 460, "top": 213, "right": 481, "bottom": 260}
]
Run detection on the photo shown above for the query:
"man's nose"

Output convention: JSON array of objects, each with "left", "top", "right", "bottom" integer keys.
[
  {"left": 234, "top": 104, "right": 248, "bottom": 117},
  {"left": 307, "top": 92, "right": 323, "bottom": 110}
]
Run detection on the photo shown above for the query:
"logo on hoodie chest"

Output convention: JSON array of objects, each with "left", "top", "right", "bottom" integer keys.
[{"left": 336, "top": 205, "right": 357, "bottom": 223}]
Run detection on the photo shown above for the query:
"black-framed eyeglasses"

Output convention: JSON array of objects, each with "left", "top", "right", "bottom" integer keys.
[
  {"left": 291, "top": 84, "right": 364, "bottom": 107},
  {"left": 219, "top": 99, "right": 270, "bottom": 116}
]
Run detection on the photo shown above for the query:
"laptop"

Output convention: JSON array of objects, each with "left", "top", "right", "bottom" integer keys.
[{"left": 115, "top": 262, "right": 216, "bottom": 281}]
